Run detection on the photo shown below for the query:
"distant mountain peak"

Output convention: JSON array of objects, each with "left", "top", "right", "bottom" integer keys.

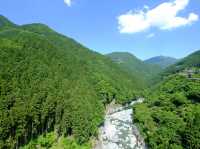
[
  {"left": 0, "top": 15, "right": 16, "bottom": 29},
  {"left": 107, "top": 52, "right": 133, "bottom": 57},
  {"left": 106, "top": 51, "right": 162, "bottom": 86},
  {"left": 161, "top": 50, "right": 200, "bottom": 77},
  {"left": 144, "top": 56, "right": 177, "bottom": 68},
  {"left": 106, "top": 52, "right": 141, "bottom": 63}
]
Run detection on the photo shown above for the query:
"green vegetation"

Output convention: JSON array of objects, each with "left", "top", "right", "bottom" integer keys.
[
  {"left": 0, "top": 16, "right": 141, "bottom": 148},
  {"left": 133, "top": 51, "right": 200, "bottom": 149},
  {"left": 144, "top": 56, "right": 177, "bottom": 69},
  {"left": 163, "top": 50, "right": 200, "bottom": 75},
  {"left": 106, "top": 52, "right": 162, "bottom": 86},
  {"left": 20, "top": 132, "right": 57, "bottom": 149},
  {"left": 133, "top": 74, "right": 200, "bottom": 149},
  {"left": 0, "top": 15, "right": 17, "bottom": 31},
  {"left": 151, "top": 50, "right": 200, "bottom": 85},
  {"left": 0, "top": 15, "right": 200, "bottom": 149},
  {"left": 20, "top": 132, "right": 91, "bottom": 149}
]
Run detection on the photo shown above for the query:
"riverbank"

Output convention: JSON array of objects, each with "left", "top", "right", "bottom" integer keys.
[{"left": 94, "top": 99, "right": 146, "bottom": 149}]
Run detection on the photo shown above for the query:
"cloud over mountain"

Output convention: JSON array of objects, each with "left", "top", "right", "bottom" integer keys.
[{"left": 118, "top": 0, "right": 198, "bottom": 33}]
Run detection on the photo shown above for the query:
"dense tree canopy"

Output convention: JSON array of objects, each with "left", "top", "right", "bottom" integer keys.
[
  {"left": 0, "top": 16, "right": 141, "bottom": 148},
  {"left": 106, "top": 52, "right": 162, "bottom": 86},
  {"left": 163, "top": 50, "right": 200, "bottom": 75},
  {"left": 1, "top": 15, "right": 199, "bottom": 149},
  {"left": 133, "top": 74, "right": 200, "bottom": 149}
]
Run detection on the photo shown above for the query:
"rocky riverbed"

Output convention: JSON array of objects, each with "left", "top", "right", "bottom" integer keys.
[{"left": 94, "top": 99, "right": 146, "bottom": 149}]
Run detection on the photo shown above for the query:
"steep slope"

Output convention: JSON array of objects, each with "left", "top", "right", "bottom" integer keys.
[
  {"left": 133, "top": 51, "right": 200, "bottom": 148},
  {"left": 106, "top": 52, "right": 162, "bottom": 86},
  {"left": 163, "top": 50, "right": 200, "bottom": 75},
  {"left": 133, "top": 74, "right": 200, "bottom": 149},
  {"left": 144, "top": 56, "right": 177, "bottom": 68},
  {"left": 0, "top": 16, "right": 140, "bottom": 148},
  {"left": 0, "top": 15, "right": 17, "bottom": 31},
  {"left": 20, "top": 23, "right": 144, "bottom": 91}
]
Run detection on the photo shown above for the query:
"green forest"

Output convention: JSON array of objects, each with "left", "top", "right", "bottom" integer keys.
[
  {"left": 0, "top": 15, "right": 200, "bottom": 149},
  {"left": 133, "top": 74, "right": 200, "bottom": 149},
  {"left": 0, "top": 16, "right": 142, "bottom": 148},
  {"left": 132, "top": 51, "right": 200, "bottom": 149}
]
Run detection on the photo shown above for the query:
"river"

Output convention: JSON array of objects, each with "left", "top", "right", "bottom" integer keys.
[{"left": 94, "top": 99, "right": 146, "bottom": 149}]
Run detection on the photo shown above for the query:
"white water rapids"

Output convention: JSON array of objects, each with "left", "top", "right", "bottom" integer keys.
[{"left": 94, "top": 99, "right": 146, "bottom": 149}]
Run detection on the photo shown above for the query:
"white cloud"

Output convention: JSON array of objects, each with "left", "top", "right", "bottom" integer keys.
[
  {"left": 118, "top": 11, "right": 149, "bottom": 33},
  {"left": 118, "top": 0, "right": 199, "bottom": 33},
  {"left": 146, "top": 33, "right": 155, "bottom": 38},
  {"left": 64, "top": 0, "right": 72, "bottom": 7}
]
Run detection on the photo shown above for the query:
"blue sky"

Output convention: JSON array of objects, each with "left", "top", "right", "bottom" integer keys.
[{"left": 0, "top": 0, "right": 200, "bottom": 60}]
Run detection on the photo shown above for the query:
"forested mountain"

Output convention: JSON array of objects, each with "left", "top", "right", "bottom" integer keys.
[
  {"left": 144, "top": 56, "right": 177, "bottom": 68},
  {"left": 106, "top": 52, "right": 162, "bottom": 86},
  {"left": 133, "top": 74, "right": 200, "bottom": 148},
  {"left": 0, "top": 15, "right": 17, "bottom": 31},
  {"left": 163, "top": 50, "right": 200, "bottom": 75},
  {"left": 1, "top": 14, "right": 199, "bottom": 149},
  {"left": 133, "top": 50, "right": 200, "bottom": 148},
  {"left": 149, "top": 50, "right": 200, "bottom": 84},
  {"left": 0, "top": 16, "right": 141, "bottom": 148}
]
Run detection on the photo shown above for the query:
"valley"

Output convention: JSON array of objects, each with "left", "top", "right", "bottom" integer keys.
[
  {"left": 94, "top": 99, "right": 145, "bottom": 149},
  {"left": 0, "top": 15, "right": 199, "bottom": 149}
]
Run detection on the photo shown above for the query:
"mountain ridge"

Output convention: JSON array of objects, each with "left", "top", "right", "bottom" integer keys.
[
  {"left": 0, "top": 15, "right": 17, "bottom": 30},
  {"left": 163, "top": 50, "right": 200, "bottom": 75},
  {"left": 0, "top": 15, "right": 142, "bottom": 148},
  {"left": 144, "top": 56, "right": 178, "bottom": 68},
  {"left": 106, "top": 52, "right": 162, "bottom": 86}
]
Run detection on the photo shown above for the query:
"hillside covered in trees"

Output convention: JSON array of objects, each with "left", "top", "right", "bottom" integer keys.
[
  {"left": 0, "top": 16, "right": 144, "bottom": 148},
  {"left": 0, "top": 14, "right": 199, "bottom": 149},
  {"left": 144, "top": 56, "right": 177, "bottom": 69},
  {"left": 133, "top": 51, "right": 200, "bottom": 148},
  {"left": 163, "top": 50, "right": 200, "bottom": 76},
  {"left": 106, "top": 52, "right": 162, "bottom": 86},
  {"left": 133, "top": 74, "right": 200, "bottom": 149}
]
